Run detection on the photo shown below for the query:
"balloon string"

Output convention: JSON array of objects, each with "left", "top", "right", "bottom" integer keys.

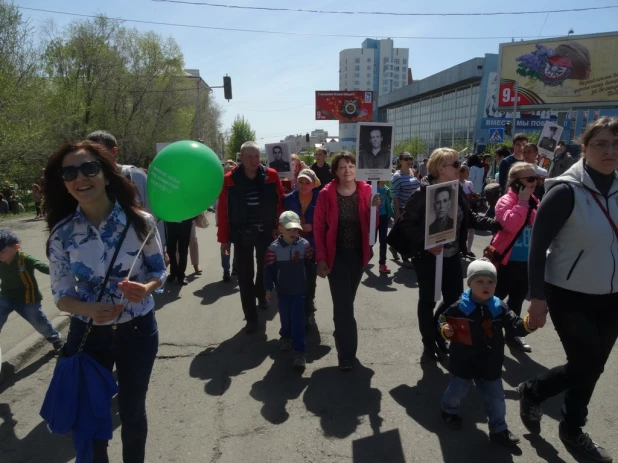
[{"left": 119, "top": 226, "right": 156, "bottom": 306}]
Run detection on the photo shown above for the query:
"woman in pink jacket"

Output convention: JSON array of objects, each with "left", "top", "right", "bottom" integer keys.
[
  {"left": 492, "top": 162, "right": 539, "bottom": 353},
  {"left": 314, "top": 152, "right": 380, "bottom": 371}
]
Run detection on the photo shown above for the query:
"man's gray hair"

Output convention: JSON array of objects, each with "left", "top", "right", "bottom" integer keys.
[{"left": 240, "top": 141, "right": 260, "bottom": 155}]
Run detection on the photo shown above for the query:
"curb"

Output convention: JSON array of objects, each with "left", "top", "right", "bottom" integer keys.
[{"left": 0, "top": 314, "right": 72, "bottom": 386}]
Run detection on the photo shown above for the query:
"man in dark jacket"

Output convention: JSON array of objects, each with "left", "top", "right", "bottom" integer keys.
[{"left": 218, "top": 141, "right": 284, "bottom": 333}]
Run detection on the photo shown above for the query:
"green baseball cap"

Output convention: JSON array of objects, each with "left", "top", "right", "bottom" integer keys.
[{"left": 279, "top": 211, "right": 302, "bottom": 230}]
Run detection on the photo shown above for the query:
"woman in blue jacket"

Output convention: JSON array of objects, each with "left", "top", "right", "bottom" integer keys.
[{"left": 284, "top": 169, "right": 319, "bottom": 329}]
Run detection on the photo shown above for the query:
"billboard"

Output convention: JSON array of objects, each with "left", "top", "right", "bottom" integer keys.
[
  {"left": 315, "top": 91, "right": 373, "bottom": 122},
  {"left": 498, "top": 32, "right": 618, "bottom": 109}
]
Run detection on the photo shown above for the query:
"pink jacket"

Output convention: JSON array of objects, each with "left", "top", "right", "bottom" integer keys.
[
  {"left": 314, "top": 179, "right": 374, "bottom": 270},
  {"left": 492, "top": 189, "right": 539, "bottom": 265}
]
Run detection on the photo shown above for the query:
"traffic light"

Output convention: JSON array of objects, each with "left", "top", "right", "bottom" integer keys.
[
  {"left": 305, "top": 133, "right": 310, "bottom": 143},
  {"left": 223, "top": 75, "right": 232, "bottom": 101}
]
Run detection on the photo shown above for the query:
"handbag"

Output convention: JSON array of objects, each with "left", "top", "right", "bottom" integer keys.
[
  {"left": 483, "top": 207, "right": 532, "bottom": 269},
  {"left": 386, "top": 217, "right": 413, "bottom": 257},
  {"left": 194, "top": 211, "right": 209, "bottom": 229}
]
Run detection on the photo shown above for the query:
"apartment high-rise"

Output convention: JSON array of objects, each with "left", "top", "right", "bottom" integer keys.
[{"left": 339, "top": 39, "right": 410, "bottom": 146}]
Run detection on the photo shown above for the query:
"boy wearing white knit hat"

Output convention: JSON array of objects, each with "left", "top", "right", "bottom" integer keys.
[{"left": 438, "top": 258, "right": 537, "bottom": 447}]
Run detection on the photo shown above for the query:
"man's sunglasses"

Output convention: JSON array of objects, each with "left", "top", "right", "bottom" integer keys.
[
  {"left": 518, "top": 176, "right": 538, "bottom": 183},
  {"left": 445, "top": 161, "right": 462, "bottom": 169},
  {"left": 60, "top": 161, "right": 101, "bottom": 182}
]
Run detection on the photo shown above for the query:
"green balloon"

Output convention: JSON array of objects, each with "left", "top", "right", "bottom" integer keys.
[{"left": 147, "top": 141, "right": 224, "bottom": 222}]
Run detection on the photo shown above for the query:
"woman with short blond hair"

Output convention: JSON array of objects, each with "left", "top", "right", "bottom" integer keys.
[{"left": 399, "top": 147, "right": 499, "bottom": 362}]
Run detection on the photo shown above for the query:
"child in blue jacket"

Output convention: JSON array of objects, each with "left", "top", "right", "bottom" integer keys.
[{"left": 264, "top": 211, "right": 315, "bottom": 371}]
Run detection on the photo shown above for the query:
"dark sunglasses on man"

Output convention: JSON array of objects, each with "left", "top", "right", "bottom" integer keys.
[{"left": 60, "top": 161, "right": 101, "bottom": 182}]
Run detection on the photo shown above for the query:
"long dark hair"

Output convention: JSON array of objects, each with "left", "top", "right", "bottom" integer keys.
[
  {"left": 467, "top": 154, "right": 482, "bottom": 168},
  {"left": 44, "top": 141, "right": 150, "bottom": 243}
]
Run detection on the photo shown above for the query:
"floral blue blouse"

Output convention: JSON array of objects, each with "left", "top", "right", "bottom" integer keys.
[{"left": 48, "top": 202, "right": 167, "bottom": 325}]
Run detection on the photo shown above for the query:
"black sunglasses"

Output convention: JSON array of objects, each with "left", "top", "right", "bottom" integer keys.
[
  {"left": 60, "top": 161, "right": 101, "bottom": 182},
  {"left": 445, "top": 161, "right": 462, "bottom": 169},
  {"left": 401, "top": 157, "right": 412, "bottom": 161},
  {"left": 519, "top": 176, "right": 538, "bottom": 183}
]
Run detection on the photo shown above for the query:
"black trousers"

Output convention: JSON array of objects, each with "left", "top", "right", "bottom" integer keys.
[
  {"left": 305, "top": 267, "right": 317, "bottom": 314},
  {"left": 235, "top": 233, "right": 273, "bottom": 323},
  {"left": 327, "top": 248, "right": 364, "bottom": 362},
  {"left": 524, "top": 284, "right": 618, "bottom": 431},
  {"left": 166, "top": 220, "right": 193, "bottom": 279},
  {"left": 412, "top": 253, "right": 463, "bottom": 349},
  {"left": 495, "top": 260, "right": 528, "bottom": 318}
]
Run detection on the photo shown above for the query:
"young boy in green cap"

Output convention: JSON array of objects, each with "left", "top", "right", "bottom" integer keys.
[{"left": 0, "top": 230, "right": 64, "bottom": 352}]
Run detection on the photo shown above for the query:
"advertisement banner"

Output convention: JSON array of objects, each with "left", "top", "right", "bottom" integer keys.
[
  {"left": 498, "top": 32, "right": 618, "bottom": 108},
  {"left": 315, "top": 91, "right": 373, "bottom": 122}
]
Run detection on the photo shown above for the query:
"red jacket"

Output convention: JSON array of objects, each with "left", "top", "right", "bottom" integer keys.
[
  {"left": 217, "top": 165, "right": 284, "bottom": 243},
  {"left": 313, "top": 179, "right": 374, "bottom": 270}
]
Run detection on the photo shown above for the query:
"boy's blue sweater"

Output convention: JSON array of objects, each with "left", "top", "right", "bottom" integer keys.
[{"left": 264, "top": 236, "right": 315, "bottom": 296}]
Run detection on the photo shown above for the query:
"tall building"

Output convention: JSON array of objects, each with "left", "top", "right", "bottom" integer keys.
[{"left": 339, "top": 39, "right": 409, "bottom": 148}]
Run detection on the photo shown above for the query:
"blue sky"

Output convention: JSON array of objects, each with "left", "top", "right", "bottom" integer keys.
[{"left": 16, "top": 0, "right": 618, "bottom": 146}]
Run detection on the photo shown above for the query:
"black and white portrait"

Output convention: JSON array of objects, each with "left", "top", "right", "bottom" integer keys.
[
  {"left": 356, "top": 122, "right": 394, "bottom": 181},
  {"left": 265, "top": 142, "right": 292, "bottom": 178},
  {"left": 425, "top": 180, "right": 459, "bottom": 249},
  {"left": 538, "top": 122, "right": 564, "bottom": 159}
]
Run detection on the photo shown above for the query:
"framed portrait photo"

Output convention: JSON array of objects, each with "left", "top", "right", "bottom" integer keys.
[{"left": 355, "top": 122, "right": 394, "bottom": 181}]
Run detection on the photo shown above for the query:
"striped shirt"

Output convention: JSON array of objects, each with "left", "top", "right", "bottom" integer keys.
[{"left": 390, "top": 172, "right": 420, "bottom": 210}]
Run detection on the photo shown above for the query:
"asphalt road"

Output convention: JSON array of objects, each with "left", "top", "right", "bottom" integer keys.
[{"left": 0, "top": 213, "right": 616, "bottom": 463}]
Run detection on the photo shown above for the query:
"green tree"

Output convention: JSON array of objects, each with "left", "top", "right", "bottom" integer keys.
[
  {"left": 226, "top": 115, "right": 256, "bottom": 159},
  {"left": 393, "top": 137, "right": 427, "bottom": 158}
]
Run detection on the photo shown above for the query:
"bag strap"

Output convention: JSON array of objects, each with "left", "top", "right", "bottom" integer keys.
[
  {"left": 492, "top": 205, "right": 533, "bottom": 258},
  {"left": 77, "top": 218, "right": 132, "bottom": 355},
  {"left": 587, "top": 189, "right": 618, "bottom": 240}
]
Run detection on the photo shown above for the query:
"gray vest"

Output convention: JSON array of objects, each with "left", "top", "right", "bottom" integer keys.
[{"left": 544, "top": 160, "right": 618, "bottom": 294}]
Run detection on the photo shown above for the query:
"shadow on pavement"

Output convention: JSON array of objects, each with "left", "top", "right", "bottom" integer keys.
[
  {"left": 192, "top": 279, "right": 239, "bottom": 306},
  {"left": 352, "top": 428, "right": 406, "bottom": 463},
  {"left": 189, "top": 325, "right": 270, "bottom": 396},
  {"left": 303, "top": 361, "right": 382, "bottom": 439},
  {"left": 391, "top": 265, "right": 418, "bottom": 289},
  {"left": 0, "top": 397, "right": 122, "bottom": 463},
  {"left": 249, "top": 324, "right": 331, "bottom": 425},
  {"left": 390, "top": 361, "right": 520, "bottom": 463},
  {"left": 361, "top": 268, "right": 398, "bottom": 292},
  {"left": 0, "top": 351, "right": 55, "bottom": 394}
]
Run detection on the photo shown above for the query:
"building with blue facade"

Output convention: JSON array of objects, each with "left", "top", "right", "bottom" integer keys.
[{"left": 378, "top": 53, "right": 618, "bottom": 154}]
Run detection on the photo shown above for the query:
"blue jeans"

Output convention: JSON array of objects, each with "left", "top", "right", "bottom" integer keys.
[
  {"left": 0, "top": 294, "right": 61, "bottom": 342},
  {"left": 221, "top": 245, "right": 236, "bottom": 272},
  {"left": 278, "top": 294, "right": 305, "bottom": 352},
  {"left": 442, "top": 375, "right": 507, "bottom": 433},
  {"left": 62, "top": 310, "right": 159, "bottom": 463}
]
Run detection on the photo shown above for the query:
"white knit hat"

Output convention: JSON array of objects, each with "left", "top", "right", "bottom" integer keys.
[{"left": 466, "top": 258, "right": 497, "bottom": 285}]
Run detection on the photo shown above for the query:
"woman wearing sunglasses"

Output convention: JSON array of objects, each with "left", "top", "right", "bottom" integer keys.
[
  {"left": 44, "top": 141, "right": 166, "bottom": 462},
  {"left": 492, "top": 163, "right": 539, "bottom": 353},
  {"left": 398, "top": 148, "right": 499, "bottom": 363}
]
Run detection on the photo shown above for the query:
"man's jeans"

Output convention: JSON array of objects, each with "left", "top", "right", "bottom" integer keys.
[
  {"left": 0, "top": 294, "right": 61, "bottom": 342},
  {"left": 63, "top": 310, "right": 159, "bottom": 463},
  {"left": 442, "top": 375, "right": 507, "bottom": 433},
  {"left": 278, "top": 294, "right": 306, "bottom": 352}
]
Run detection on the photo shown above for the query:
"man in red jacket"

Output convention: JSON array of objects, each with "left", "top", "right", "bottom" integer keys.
[{"left": 217, "top": 141, "right": 284, "bottom": 333}]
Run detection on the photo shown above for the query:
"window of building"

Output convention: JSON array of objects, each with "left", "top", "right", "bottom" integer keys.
[
  {"left": 354, "top": 87, "right": 360, "bottom": 90},
  {"left": 394, "top": 59, "right": 400, "bottom": 64},
  {"left": 354, "top": 73, "right": 360, "bottom": 77},
  {"left": 403, "top": 59, "right": 407, "bottom": 65},
  {"left": 394, "top": 82, "right": 399, "bottom": 87},
  {"left": 367, "top": 58, "right": 372, "bottom": 62},
  {"left": 367, "top": 66, "right": 371, "bottom": 70},
  {"left": 367, "top": 81, "right": 371, "bottom": 85},
  {"left": 367, "top": 73, "right": 371, "bottom": 77},
  {"left": 394, "top": 66, "right": 400, "bottom": 71},
  {"left": 354, "top": 80, "right": 360, "bottom": 85},
  {"left": 355, "top": 58, "right": 360, "bottom": 63},
  {"left": 402, "top": 74, "right": 406, "bottom": 80},
  {"left": 354, "top": 66, "right": 360, "bottom": 71},
  {"left": 383, "top": 57, "right": 389, "bottom": 63},
  {"left": 383, "top": 65, "right": 388, "bottom": 71},
  {"left": 383, "top": 86, "right": 388, "bottom": 92}
]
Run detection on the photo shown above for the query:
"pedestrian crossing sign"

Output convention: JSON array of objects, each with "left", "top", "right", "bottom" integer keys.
[{"left": 489, "top": 128, "right": 504, "bottom": 143}]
